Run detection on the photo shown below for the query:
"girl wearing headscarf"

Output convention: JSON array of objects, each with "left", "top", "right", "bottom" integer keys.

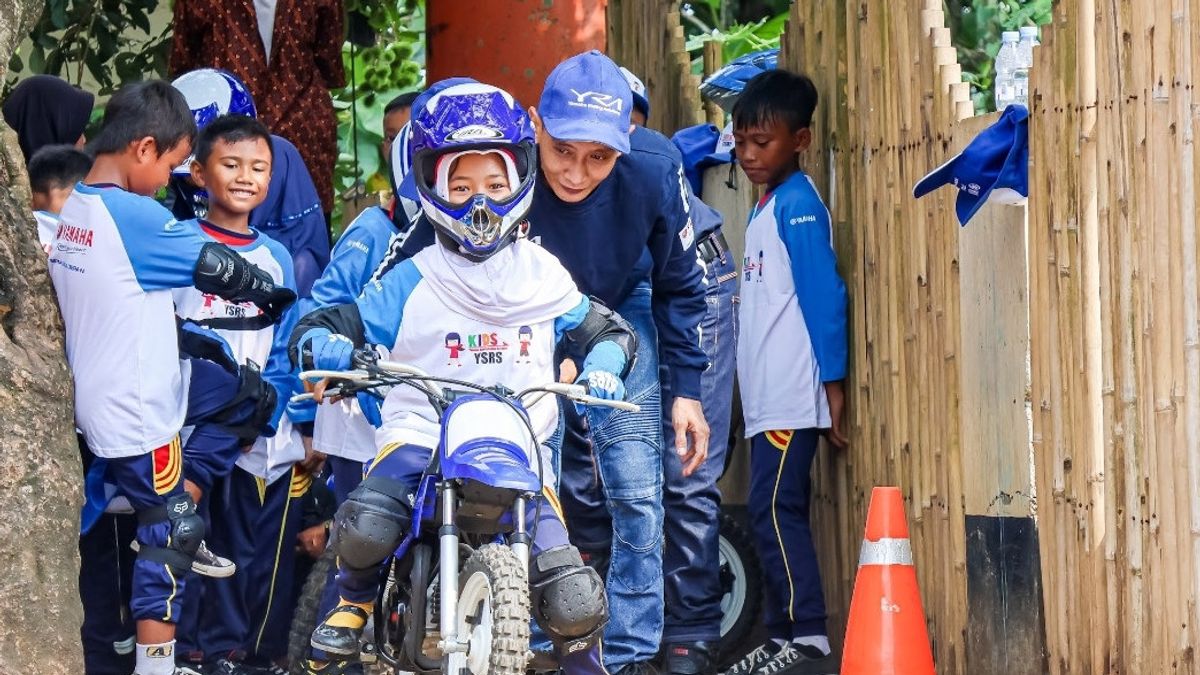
[{"left": 2, "top": 75, "right": 95, "bottom": 163}]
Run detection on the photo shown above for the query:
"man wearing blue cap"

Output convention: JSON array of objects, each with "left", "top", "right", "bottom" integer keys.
[
  {"left": 399, "top": 52, "right": 710, "bottom": 675},
  {"left": 531, "top": 51, "right": 710, "bottom": 675}
]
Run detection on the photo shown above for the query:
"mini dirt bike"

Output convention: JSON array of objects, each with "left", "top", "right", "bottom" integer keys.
[{"left": 292, "top": 354, "right": 638, "bottom": 675}]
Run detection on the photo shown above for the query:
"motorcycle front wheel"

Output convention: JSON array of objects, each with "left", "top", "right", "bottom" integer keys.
[{"left": 442, "top": 543, "right": 531, "bottom": 675}]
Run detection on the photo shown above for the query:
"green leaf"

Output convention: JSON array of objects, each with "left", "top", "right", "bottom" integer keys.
[
  {"left": 50, "top": 0, "right": 68, "bottom": 29},
  {"left": 130, "top": 7, "right": 151, "bottom": 33},
  {"left": 28, "top": 44, "right": 45, "bottom": 74}
]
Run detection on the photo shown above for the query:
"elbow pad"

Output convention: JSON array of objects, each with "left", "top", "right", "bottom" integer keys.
[
  {"left": 563, "top": 297, "right": 638, "bottom": 378},
  {"left": 194, "top": 242, "right": 297, "bottom": 322}
]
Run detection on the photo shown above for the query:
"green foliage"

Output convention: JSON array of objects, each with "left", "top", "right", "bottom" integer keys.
[
  {"left": 5, "top": 0, "right": 170, "bottom": 95},
  {"left": 944, "top": 0, "right": 1054, "bottom": 113},
  {"left": 681, "top": 2, "right": 789, "bottom": 73},
  {"left": 332, "top": 0, "right": 425, "bottom": 229}
]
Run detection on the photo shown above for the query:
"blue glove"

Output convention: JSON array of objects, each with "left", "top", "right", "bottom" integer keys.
[
  {"left": 576, "top": 369, "right": 626, "bottom": 401},
  {"left": 298, "top": 328, "right": 355, "bottom": 372},
  {"left": 357, "top": 391, "right": 384, "bottom": 428},
  {"left": 575, "top": 341, "right": 628, "bottom": 404}
]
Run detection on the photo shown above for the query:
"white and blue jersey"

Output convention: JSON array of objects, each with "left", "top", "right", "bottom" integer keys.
[
  {"left": 353, "top": 240, "right": 590, "bottom": 453},
  {"left": 308, "top": 205, "right": 406, "bottom": 461},
  {"left": 172, "top": 221, "right": 307, "bottom": 483},
  {"left": 737, "top": 170, "right": 848, "bottom": 436},
  {"left": 49, "top": 184, "right": 218, "bottom": 458}
]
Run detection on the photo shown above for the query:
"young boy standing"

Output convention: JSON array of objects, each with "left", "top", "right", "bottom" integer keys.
[
  {"left": 167, "top": 114, "right": 313, "bottom": 674},
  {"left": 724, "top": 69, "right": 848, "bottom": 675},
  {"left": 48, "top": 80, "right": 296, "bottom": 675}
]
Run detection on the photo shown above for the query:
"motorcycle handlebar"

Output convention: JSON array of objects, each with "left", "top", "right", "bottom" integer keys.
[{"left": 290, "top": 363, "right": 641, "bottom": 413}]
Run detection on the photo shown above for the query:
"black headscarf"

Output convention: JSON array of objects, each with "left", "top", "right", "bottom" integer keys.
[{"left": 2, "top": 75, "right": 95, "bottom": 164}]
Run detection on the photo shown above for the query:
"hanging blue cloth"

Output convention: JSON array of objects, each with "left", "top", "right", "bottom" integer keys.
[{"left": 249, "top": 134, "right": 332, "bottom": 297}]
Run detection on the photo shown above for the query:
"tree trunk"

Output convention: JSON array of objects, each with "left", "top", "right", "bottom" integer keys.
[{"left": 0, "top": 1, "right": 87, "bottom": 673}]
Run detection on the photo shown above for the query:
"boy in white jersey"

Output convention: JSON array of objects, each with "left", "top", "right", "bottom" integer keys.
[
  {"left": 27, "top": 144, "right": 91, "bottom": 253},
  {"left": 48, "top": 80, "right": 297, "bottom": 675},
  {"left": 169, "top": 114, "right": 314, "bottom": 674},
  {"left": 291, "top": 83, "right": 634, "bottom": 675},
  {"left": 723, "top": 70, "right": 848, "bottom": 675}
]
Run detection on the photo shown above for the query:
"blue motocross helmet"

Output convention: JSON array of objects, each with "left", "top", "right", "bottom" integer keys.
[
  {"left": 170, "top": 68, "right": 258, "bottom": 176},
  {"left": 409, "top": 81, "right": 537, "bottom": 262},
  {"left": 699, "top": 47, "right": 779, "bottom": 113}
]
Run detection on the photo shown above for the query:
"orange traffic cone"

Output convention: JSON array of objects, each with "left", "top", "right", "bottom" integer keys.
[{"left": 841, "top": 486, "right": 936, "bottom": 674}]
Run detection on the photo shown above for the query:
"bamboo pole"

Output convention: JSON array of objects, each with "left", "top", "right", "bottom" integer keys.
[{"left": 702, "top": 41, "right": 723, "bottom": 127}]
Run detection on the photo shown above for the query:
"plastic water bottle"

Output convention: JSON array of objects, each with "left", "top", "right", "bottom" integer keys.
[
  {"left": 1019, "top": 26, "right": 1041, "bottom": 57},
  {"left": 1014, "top": 26, "right": 1040, "bottom": 105},
  {"left": 994, "top": 31, "right": 1021, "bottom": 109}
]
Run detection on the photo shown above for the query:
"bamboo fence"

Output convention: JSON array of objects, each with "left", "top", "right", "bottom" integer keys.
[
  {"left": 606, "top": 0, "right": 703, "bottom": 134},
  {"left": 1027, "top": 0, "right": 1200, "bottom": 672},
  {"left": 713, "top": 0, "right": 1200, "bottom": 672},
  {"left": 603, "top": 0, "right": 1200, "bottom": 668},
  {"left": 762, "top": 1, "right": 979, "bottom": 670}
]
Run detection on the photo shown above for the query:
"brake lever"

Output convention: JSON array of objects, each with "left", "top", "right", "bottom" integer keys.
[
  {"left": 351, "top": 346, "right": 381, "bottom": 371},
  {"left": 290, "top": 387, "right": 347, "bottom": 404}
]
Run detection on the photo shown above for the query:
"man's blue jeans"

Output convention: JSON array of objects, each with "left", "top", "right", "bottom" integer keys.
[
  {"left": 558, "top": 283, "right": 664, "bottom": 668},
  {"left": 662, "top": 251, "right": 738, "bottom": 645}
]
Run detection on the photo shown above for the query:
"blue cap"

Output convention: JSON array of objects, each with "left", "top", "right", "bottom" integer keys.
[
  {"left": 539, "top": 50, "right": 632, "bottom": 154},
  {"left": 671, "top": 123, "right": 732, "bottom": 197},
  {"left": 913, "top": 104, "right": 1029, "bottom": 226}
]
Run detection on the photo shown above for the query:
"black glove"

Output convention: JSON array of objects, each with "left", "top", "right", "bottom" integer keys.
[{"left": 193, "top": 242, "right": 298, "bottom": 323}]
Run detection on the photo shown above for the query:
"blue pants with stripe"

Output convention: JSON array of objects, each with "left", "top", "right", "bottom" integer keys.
[
  {"left": 104, "top": 439, "right": 190, "bottom": 623},
  {"left": 194, "top": 466, "right": 305, "bottom": 661},
  {"left": 174, "top": 357, "right": 260, "bottom": 660},
  {"left": 748, "top": 429, "right": 827, "bottom": 639}
]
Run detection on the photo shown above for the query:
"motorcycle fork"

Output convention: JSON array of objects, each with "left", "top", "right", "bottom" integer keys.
[
  {"left": 438, "top": 480, "right": 466, "bottom": 655},
  {"left": 511, "top": 494, "right": 530, "bottom": 571}
]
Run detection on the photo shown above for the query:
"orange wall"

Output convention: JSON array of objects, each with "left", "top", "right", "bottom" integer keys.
[{"left": 426, "top": 0, "right": 608, "bottom": 110}]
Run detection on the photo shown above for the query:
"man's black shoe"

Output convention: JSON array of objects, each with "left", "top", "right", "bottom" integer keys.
[{"left": 664, "top": 641, "right": 715, "bottom": 675}]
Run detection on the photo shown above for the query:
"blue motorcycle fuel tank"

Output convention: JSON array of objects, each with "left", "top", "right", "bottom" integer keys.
[{"left": 437, "top": 394, "right": 543, "bottom": 493}]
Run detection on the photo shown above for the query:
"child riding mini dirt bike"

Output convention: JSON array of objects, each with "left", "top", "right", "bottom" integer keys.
[{"left": 289, "top": 81, "right": 638, "bottom": 675}]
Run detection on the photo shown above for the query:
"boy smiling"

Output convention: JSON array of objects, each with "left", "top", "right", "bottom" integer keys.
[{"left": 171, "top": 114, "right": 311, "bottom": 673}]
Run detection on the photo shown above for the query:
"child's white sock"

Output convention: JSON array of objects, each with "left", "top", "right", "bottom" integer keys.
[
  {"left": 134, "top": 640, "right": 176, "bottom": 675},
  {"left": 793, "top": 634, "right": 832, "bottom": 656}
]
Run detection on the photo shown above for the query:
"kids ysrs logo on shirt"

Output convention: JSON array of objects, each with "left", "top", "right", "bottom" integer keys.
[{"left": 444, "top": 327, "right": 535, "bottom": 367}]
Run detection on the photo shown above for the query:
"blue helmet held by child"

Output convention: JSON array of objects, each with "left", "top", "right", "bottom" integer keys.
[
  {"left": 408, "top": 81, "right": 537, "bottom": 262},
  {"left": 170, "top": 68, "right": 258, "bottom": 176}
]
